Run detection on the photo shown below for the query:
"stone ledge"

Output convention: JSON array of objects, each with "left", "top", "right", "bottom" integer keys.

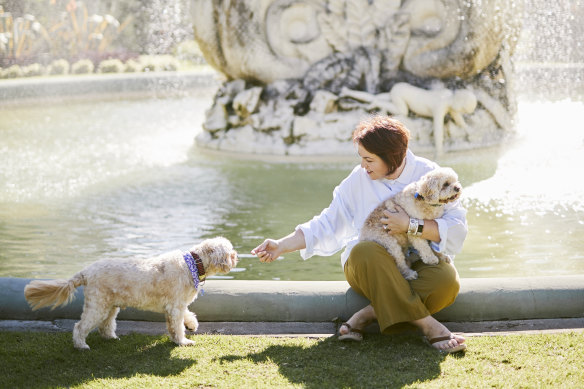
[
  {"left": 1, "top": 276, "right": 583, "bottom": 323},
  {"left": 1, "top": 318, "right": 583, "bottom": 337},
  {"left": 0, "top": 70, "right": 220, "bottom": 102}
]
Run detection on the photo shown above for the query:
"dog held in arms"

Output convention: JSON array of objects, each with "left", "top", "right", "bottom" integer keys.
[
  {"left": 360, "top": 168, "right": 462, "bottom": 280},
  {"left": 24, "top": 237, "right": 238, "bottom": 350}
]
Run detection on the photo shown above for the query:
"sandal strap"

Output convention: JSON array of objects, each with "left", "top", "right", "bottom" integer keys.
[
  {"left": 340, "top": 322, "right": 364, "bottom": 334},
  {"left": 429, "top": 335, "right": 454, "bottom": 344}
]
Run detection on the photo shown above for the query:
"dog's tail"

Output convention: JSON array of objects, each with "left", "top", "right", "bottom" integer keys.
[{"left": 24, "top": 272, "right": 85, "bottom": 311}]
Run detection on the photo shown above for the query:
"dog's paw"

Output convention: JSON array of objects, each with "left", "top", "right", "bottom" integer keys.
[
  {"left": 99, "top": 332, "right": 119, "bottom": 340},
  {"left": 421, "top": 254, "right": 440, "bottom": 265},
  {"left": 403, "top": 270, "right": 418, "bottom": 280},
  {"left": 436, "top": 252, "right": 452, "bottom": 264},
  {"left": 177, "top": 338, "right": 195, "bottom": 347},
  {"left": 185, "top": 325, "right": 198, "bottom": 332},
  {"left": 74, "top": 343, "right": 91, "bottom": 351}
]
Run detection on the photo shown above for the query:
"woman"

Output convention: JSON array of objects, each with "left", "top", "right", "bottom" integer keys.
[{"left": 251, "top": 115, "right": 468, "bottom": 353}]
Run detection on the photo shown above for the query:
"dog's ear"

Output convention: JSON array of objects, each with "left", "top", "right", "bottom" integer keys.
[
  {"left": 213, "top": 250, "right": 236, "bottom": 274},
  {"left": 219, "top": 262, "right": 231, "bottom": 274},
  {"left": 418, "top": 173, "right": 441, "bottom": 204},
  {"left": 202, "top": 238, "right": 237, "bottom": 275}
]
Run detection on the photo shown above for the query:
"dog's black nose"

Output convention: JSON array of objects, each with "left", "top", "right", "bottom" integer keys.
[{"left": 454, "top": 186, "right": 460, "bottom": 192}]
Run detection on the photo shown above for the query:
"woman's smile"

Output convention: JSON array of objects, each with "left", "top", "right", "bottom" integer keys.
[{"left": 358, "top": 144, "right": 388, "bottom": 180}]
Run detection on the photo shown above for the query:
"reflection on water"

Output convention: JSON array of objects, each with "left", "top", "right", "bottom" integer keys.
[
  {"left": 1, "top": 91, "right": 583, "bottom": 280},
  {"left": 458, "top": 99, "right": 584, "bottom": 277}
]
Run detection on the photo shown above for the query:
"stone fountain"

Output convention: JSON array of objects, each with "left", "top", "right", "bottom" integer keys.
[{"left": 192, "top": 0, "right": 523, "bottom": 156}]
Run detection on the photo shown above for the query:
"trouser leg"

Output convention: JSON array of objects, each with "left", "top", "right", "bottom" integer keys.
[{"left": 344, "top": 241, "right": 460, "bottom": 333}]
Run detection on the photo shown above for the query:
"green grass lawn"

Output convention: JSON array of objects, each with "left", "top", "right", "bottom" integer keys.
[{"left": 1, "top": 331, "right": 583, "bottom": 388}]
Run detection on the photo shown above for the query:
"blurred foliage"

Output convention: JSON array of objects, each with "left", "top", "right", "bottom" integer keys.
[
  {"left": 71, "top": 57, "right": 93, "bottom": 73},
  {"left": 97, "top": 57, "right": 123, "bottom": 73},
  {"left": 0, "top": 54, "right": 188, "bottom": 78},
  {"left": 0, "top": 1, "right": 132, "bottom": 67},
  {"left": 0, "top": 0, "right": 196, "bottom": 69},
  {"left": 47, "top": 58, "right": 69, "bottom": 74}
]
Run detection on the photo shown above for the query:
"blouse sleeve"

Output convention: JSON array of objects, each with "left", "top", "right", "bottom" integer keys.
[
  {"left": 296, "top": 173, "right": 358, "bottom": 260},
  {"left": 431, "top": 199, "right": 468, "bottom": 255}
]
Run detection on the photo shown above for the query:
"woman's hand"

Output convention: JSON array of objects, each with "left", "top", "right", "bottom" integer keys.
[
  {"left": 251, "top": 229, "right": 306, "bottom": 263},
  {"left": 381, "top": 205, "right": 410, "bottom": 234},
  {"left": 251, "top": 239, "right": 283, "bottom": 263}
]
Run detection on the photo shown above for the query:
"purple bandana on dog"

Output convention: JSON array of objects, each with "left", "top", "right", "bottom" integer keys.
[{"left": 183, "top": 251, "right": 205, "bottom": 291}]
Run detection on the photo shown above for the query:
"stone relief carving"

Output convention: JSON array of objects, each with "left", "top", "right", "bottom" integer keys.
[{"left": 191, "top": 0, "right": 523, "bottom": 156}]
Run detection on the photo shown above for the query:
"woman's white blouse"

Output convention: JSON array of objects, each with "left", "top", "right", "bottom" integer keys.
[{"left": 296, "top": 150, "right": 468, "bottom": 268}]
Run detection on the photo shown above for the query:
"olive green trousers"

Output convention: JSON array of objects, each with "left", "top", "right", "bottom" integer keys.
[{"left": 344, "top": 241, "right": 460, "bottom": 333}]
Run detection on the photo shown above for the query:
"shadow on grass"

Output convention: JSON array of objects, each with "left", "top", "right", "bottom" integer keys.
[
  {"left": 219, "top": 333, "right": 456, "bottom": 388},
  {"left": 0, "top": 332, "right": 195, "bottom": 388}
]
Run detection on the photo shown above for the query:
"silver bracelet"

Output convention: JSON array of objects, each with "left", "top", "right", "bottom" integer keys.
[{"left": 407, "top": 218, "right": 418, "bottom": 235}]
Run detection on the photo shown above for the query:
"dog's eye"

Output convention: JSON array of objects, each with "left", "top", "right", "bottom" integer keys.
[{"left": 443, "top": 182, "right": 450, "bottom": 188}]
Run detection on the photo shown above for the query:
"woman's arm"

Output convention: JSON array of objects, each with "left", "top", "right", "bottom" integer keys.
[
  {"left": 381, "top": 203, "right": 467, "bottom": 254},
  {"left": 251, "top": 229, "right": 306, "bottom": 263},
  {"left": 381, "top": 207, "right": 440, "bottom": 242}
]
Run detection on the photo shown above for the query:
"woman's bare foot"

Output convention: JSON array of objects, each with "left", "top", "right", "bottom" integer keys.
[
  {"left": 411, "top": 316, "right": 466, "bottom": 353},
  {"left": 339, "top": 304, "right": 377, "bottom": 337}
]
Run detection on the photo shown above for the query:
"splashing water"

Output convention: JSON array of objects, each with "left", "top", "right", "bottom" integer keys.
[{"left": 464, "top": 99, "right": 584, "bottom": 214}]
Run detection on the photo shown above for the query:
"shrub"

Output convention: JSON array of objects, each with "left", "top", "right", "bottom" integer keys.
[
  {"left": 1, "top": 65, "right": 23, "bottom": 78},
  {"left": 71, "top": 59, "right": 95, "bottom": 74},
  {"left": 124, "top": 58, "right": 143, "bottom": 73},
  {"left": 47, "top": 59, "right": 70, "bottom": 75},
  {"left": 98, "top": 59, "right": 124, "bottom": 73},
  {"left": 21, "top": 63, "right": 44, "bottom": 77},
  {"left": 138, "top": 55, "right": 179, "bottom": 72},
  {"left": 174, "top": 40, "right": 207, "bottom": 64},
  {"left": 138, "top": 55, "right": 157, "bottom": 72},
  {"left": 160, "top": 57, "right": 179, "bottom": 71}
]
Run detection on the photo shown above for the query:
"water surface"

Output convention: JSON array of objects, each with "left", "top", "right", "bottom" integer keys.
[{"left": 1, "top": 89, "right": 583, "bottom": 280}]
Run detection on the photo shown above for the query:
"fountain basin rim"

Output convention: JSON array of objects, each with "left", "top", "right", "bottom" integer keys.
[
  {"left": 2, "top": 276, "right": 583, "bottom": 323},
  {"left": 0, "top": 68, "right": 221, "bottom": 104}
]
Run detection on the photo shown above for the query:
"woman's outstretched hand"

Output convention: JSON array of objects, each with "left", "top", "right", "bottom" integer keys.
[
  {"left": 251, "top": 230, "right": 306, "bottom": 263},
  {"left": 251, "top": 239, "right": 282, "bottom": 263}
]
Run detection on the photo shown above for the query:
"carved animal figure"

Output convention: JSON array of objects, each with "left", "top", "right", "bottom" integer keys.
[{"left": 371, "top": 83, "right": 477, "bottom": 155}]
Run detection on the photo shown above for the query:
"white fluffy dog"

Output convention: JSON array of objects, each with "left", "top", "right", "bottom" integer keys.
[
  {"left": 24, "top": 237, "right": 238, "bottom": 350},
  {"left": 360, "top": 168, "right": 462, "bottom": 280}
]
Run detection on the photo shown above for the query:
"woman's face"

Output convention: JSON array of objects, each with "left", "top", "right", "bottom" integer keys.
[{"left": 357, "top": 144, "right": 390, "bottom": 180}]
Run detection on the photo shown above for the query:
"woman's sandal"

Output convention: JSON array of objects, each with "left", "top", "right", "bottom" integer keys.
[
  {"left": 338, "top": 322, "right": 364, "bottom": 341},
  {"left": 426, "top": 335, "right": 467, "bottom": 353}
]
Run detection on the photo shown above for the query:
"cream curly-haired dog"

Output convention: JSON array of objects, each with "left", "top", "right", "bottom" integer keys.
[
  {"left": 360, "top": 168, "right": 461, "bottom": 280},
  {"left": 24, "top": 237, "right": 238, "bottom": 350}
]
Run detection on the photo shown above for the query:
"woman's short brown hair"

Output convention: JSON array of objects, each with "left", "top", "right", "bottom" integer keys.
[{"left": 352, "top": 115, "right": 410, "bottom": 174}]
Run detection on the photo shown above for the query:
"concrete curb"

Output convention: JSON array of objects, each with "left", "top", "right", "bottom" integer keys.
[
  {"left": 2, "top": 276, "right": 583, "bottom": 323},
  {"left": 2, "top": 318, "right": 583, "bottom": 337},
  {"left": 0, "top": 70, "right": 220, "bottom": 102}
]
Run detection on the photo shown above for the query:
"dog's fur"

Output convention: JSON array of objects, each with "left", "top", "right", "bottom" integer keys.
[
  {"left": 24, "top": 237, "right": 238, "bottom": 350},
  {"left": 360, "top": 168, "right": 462, "bottom": 280}
]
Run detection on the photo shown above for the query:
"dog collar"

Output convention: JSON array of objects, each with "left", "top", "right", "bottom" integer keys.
[
  {"left": 414, "top": 192, "right": 442, "bottom": 207},
  {"left": 183, "top": 251, "right": 206, "bottom": 289}
]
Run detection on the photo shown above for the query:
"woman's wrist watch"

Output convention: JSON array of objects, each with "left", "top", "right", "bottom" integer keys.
[
  {"left": 408, "top": 218, "right": 424, "bottom": 236},
  {"left": 415, "top": 219, "right": 424, "bottom": 236}
]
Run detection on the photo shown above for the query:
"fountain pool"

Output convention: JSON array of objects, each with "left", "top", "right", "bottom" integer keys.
[{"left": 1, "top": 82, "right": 583, "bottom": 281}]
